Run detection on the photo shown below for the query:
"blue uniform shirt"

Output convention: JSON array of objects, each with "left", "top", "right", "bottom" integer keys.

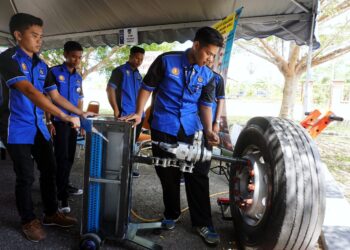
[
  {"left": 44, "top": 63, "right": 83, "bottom": 120},
  {"left": 142, "top": 50, "right": 215, "bottom": 136},
  {"left": 211, "top": 72, "right": 225, "bottom": 121},
  {"left": 107, "top": 62, "right": 143, "bottom": 116},
  {"left": 0, "top": 46, "right": 50, "bottom": 144}
]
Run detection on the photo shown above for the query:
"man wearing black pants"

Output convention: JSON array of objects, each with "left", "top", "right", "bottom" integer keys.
[
  {"left": 45, "top": 41, "right": 85, "bottom": 213},
  {"left": 0, "top": 13, "right": 83, "bottom": 242},
  {"left": 122, "top": 27, "right": 224, "bottom": 246}
]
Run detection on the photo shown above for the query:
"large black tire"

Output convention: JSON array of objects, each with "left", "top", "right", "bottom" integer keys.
[{"left": 230, "top": 117, "right": 325, "bottom": 250}]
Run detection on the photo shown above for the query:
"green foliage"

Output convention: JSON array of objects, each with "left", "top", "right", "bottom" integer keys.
[
  {"left": 41, "top": 42, "right": 176, "bottom": 79},
  {"left": 40, "top": 49, "right": 64, "bottom": 67}
]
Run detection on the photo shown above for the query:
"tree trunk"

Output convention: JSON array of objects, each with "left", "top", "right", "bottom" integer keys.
[{"left": 279, "top": 73, "right": 301, "bottom": 119}]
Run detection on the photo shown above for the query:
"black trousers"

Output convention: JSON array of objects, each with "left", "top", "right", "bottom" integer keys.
[
  {"left": 7, "top": 132, "right": 58, "bottom": 224},
  {"left": 151, "top": 127, "right": 213, "bottom": 227},
  {"left": 53, "top": 121, "right": 77, "bottom": 201}
]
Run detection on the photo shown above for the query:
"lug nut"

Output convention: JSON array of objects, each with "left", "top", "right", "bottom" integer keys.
[{"left": 248, "top": 184, "right": 255, "bottom": 191}]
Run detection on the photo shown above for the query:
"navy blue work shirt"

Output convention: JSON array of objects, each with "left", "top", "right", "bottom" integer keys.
[
  {"left": 108, "top": 62, "right": 143, "bottom": 116},
  {"left": 44, "top": 63, "right": 83, "bottom": 120},
  {"left": 212, "top": 72, "right": 225, "bottom": 121},
  {"left": 142, "top": 50, "right": 215, "bottom": 136},
  {"left": 0, "top": 46, "right": 50, "bottom": 144}
]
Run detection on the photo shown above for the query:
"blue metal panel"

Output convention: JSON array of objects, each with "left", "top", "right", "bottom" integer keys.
[{"left": 87, "top": 133, "right": 103, "bottom": 232}]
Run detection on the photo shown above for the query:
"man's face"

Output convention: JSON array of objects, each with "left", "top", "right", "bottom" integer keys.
[
  {"left": 64, "top": 50, "right": 83, "bottom": 69},
  {"left": 129, "top": 52, "right": 144, "bottom": 69},
  {"left": 193, "top": 41, "right": 219, "bottom": 67},
  {"left": 15, "top": 25, "right": 43, "bottom": 54}
]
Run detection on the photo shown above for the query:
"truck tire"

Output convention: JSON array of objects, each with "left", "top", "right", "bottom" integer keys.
[{"left": 230, "top": 117, "right": 325, "bottom": 249}]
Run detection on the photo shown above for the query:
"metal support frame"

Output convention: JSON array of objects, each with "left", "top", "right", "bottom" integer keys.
[{"left": 289, "top": 0, "right": 318, "bottom": 115}]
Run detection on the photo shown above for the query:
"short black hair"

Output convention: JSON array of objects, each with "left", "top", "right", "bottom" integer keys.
[
  {"left": 130, "top": 46, "right": 145, "bottom": 55},
  {"left": 9, "top": 13, "right": 43, "bottom": 40},
  {"left": 194, "top": 27, "right": 224, "bottom": 48},
  {"left": 64, "top": 41, "right": 83, "bottom": 53}
]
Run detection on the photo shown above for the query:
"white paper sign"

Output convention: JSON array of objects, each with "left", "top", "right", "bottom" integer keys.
[{"left": 119, "top": 28, "right": 138, "bottom": 45}]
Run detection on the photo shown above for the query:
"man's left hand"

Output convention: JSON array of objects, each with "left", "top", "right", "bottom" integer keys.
[
  {"left": 205, "top": 130, "right": 220, "bottom": 146},
  {"left": 81, "top": 111, "right": 98, "bottom": 118}
]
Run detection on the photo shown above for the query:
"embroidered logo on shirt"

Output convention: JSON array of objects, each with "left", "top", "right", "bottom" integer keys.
[
  {"left": 59, "top": 75, "right": 65, "bottom": 81},
  {"left": 126, "top": 70, "right": 130, "bottom": 76},
  {"left": 197, "top": 76, "right": 203, "bottom": 83},
  {"left": 39, "top": 68, "right": 45, "bottom": 76},
  {"left": 76, "top": 87, "right": 82, "bottom": 93},
  {"left": 171, "top": 67, "right": 179, "bottom": 76},
  {"left": 21, "top": 63, "right": 28, "bottom": 72}
]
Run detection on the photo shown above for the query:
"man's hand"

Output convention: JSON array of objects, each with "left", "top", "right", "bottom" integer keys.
[
  {"left": 80, "top": 128, "right": 86, "bottom": 137},
  {"left": 205, "top": 130, "right": 220, "bottom": 146},
  {"left": 213, "top": 122, "right": 220, "bottom": 133},
  {"left": 113, "top": 109, "right": 120, "bottom": 119},
  {"left": 47, "top": 123, "right": 56, "bottom": 137},
  {"left": 65, "top": 116, "right": 81, "bottom": 128},
  {"left": 81, "top": 111, "right": 98, "bottom": 119},
  {"left": 119, "top": 113, "right": 142, "bottom": 127}
]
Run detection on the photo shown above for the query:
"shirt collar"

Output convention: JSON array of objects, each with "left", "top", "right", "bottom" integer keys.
[
  {"left": 182, "top": 49, "right": 200, "bottom": 72},
  {"left": 62, "top": 63, "right": 77, "bottom": 74},
  {"left": 125, "top": 62, "right": 139, "bottom": 72},
  {"left": 16, "top": 46, "right": 41, "bottom": 64}
]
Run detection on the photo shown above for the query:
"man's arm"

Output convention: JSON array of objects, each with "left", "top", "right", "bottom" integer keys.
[
  {"left": 120, "top": 88, "right": 151, "bottom": 126},
  {"left": 106, "top": 68, "right": 123, "bottom": 118},
  {"left": 13, "top": 80, "right": 80, "bottom": 127},
  {"left": 214, "top": 74, "right": 225, "bottom": 122},
  {"left": 199, "top": 104, "right": 213, "bottom": 134},
  {"left": 199, "top": 76, "right": 219, "bottom": 145},
  {"left": 214, "top": 99, "right": 224, "bottom": 122},
  {"left": 106, "top": 86, "right": 120, "bottom": 117},
  {"left": 47, "top": 89, "right": 83, "bottom": 116}
]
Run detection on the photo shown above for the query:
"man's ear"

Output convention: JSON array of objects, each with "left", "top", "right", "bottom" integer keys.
[
  {"left": 192, "top": 41, "right": 200, "bottom": 51},
  {"left": 13, "top": 31, "right": 22, "bottom": 42},
  {"left": 63, "top": 51, "right": 68, "bottom": 59}
]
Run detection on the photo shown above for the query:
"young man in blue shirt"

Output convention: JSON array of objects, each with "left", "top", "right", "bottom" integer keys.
[
  {"left": 0, "top": 13, "right": 91, "bottom": 242},
  {"left": 122, "top": 27, "right": 223, "bottom": 246},
  {"left": 106, "top": 46, "right": 145, "bottom": 139},
  {"left": 44, "top": 41, "right": 85, "bottom": 213},
  {"left": 107, "top": 46, "right": 145, "bottom": 177}
]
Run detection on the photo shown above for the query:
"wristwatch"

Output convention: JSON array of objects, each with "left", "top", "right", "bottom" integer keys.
[{"left": 46, "top": 121, "right": 53, "bottom": 125}]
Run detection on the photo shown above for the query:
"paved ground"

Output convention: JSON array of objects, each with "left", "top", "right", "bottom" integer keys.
[{"left": 0, "top": 151, "right": 237, "bottom": 250}]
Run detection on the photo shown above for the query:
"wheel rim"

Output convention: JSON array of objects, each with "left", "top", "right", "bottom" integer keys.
[{"left": 232, "top": 145, "right": 269, "bottom": 226}]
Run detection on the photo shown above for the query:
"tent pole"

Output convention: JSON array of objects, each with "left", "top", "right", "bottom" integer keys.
[
  {"left": 302, "top": 10, "right": 316, "bottom": 116},
  {"left": 9, "top": 0, "right": 18, "bottom": 14}
]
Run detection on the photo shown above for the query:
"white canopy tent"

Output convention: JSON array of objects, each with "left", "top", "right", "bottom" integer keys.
[{"left": 0, "top": 0, "right": 319, "bottom": 50}]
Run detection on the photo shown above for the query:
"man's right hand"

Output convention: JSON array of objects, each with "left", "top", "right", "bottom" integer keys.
[
  {"left": 47, "top": 123, "right": 56, "bottom": 137},
  {"left": 61, "top": 115, "right": 81, "bottom": 128},
  {"left": 113, "top": 109, "right": 120, "bottom": 119},
  {"left": 119, "top": 113, "right": 142, "bottom": 127}
]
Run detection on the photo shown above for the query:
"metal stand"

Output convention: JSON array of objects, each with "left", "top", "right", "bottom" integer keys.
[{"left": 126, "top": 222, "right": 163, "bottom": 250}]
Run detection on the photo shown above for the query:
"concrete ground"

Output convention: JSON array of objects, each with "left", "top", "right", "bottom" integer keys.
[{"left": 0, "top": 150, "right": 237, "bottom": 250}]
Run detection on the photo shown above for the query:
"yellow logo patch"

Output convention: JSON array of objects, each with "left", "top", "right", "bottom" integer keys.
[
  {"left": 59, "top": 75, "right": 65, "bottom": 81},
  {"left": 21, "top": 63, "right": 27, "bottom": 71},
  {"left": 171, "top": 67, "right": 179, "bottom": 76},
  {"left": 198, "top": 76, "right": 203, "bottom": 83}
]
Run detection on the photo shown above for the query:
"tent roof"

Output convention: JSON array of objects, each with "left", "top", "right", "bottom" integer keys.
[{"left": 0, "top": 0, "right": 319, "bottom": 50}]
